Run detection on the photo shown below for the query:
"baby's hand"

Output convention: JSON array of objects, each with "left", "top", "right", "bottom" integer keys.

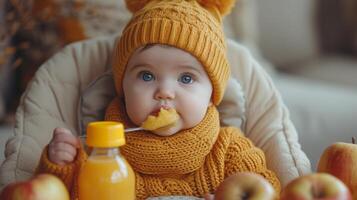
[{"left": 48, "top": 127, "right": 80, "bottom": 166}]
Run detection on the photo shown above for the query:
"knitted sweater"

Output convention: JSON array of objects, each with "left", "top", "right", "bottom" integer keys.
[{"left": 36, "top": 102, "right": 281, "bottom": 199}]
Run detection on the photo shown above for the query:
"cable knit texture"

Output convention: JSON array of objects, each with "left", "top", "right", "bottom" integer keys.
[
  {"left": 36, "top": 97, "right": 280, "bottom": 199},
  {"left": 113, "top": 0, "right": 234, "bottom": 105}
]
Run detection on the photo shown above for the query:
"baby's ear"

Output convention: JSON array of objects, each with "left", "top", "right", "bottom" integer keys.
[{"left": 209, "top": 101, "right": 213, "bottom": 106}]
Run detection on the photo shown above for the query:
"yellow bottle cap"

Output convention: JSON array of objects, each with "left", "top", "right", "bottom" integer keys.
[{"left": 86, "top": 121, "right": 125, "bottom": 148}]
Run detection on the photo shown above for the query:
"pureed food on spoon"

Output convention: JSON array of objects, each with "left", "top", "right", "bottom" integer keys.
[{"left": 141, "top": 108, "right": 179, "bottom": 131}]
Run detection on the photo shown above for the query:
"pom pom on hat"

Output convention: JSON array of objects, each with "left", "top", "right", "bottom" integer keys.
[
  {"left": 125, "top": 0, "right": 151, "bottom": 13},
  {"left": 197, "top": 0, "right": 236, "bottom": 16},
  {"left": 126, "top": 0, "right": 236, "bottom": 16}
]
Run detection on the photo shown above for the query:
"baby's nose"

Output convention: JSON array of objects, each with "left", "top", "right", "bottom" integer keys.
[{"left": 154, "top": 86, "right": 175, "bottom": 100}]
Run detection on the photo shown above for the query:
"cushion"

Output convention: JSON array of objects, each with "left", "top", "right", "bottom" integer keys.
[{"left": 79, "top": 70, "right": 116, "bottom": 136}]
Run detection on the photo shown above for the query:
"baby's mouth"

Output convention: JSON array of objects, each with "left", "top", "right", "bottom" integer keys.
[
  {"left": 150, "top": 106, "right": 170, "bottom": 116},
  {"left": 141, "top": 107, "right": 179, "bottom": 131},
  {"left": 150, "top": 109, "right": 161, "bottom": 117}
]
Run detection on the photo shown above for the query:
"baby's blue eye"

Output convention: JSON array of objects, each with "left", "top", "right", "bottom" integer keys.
[
  {"left": 141, "top": 72, "right": 154, "bottom": 81},
  {"left": 179, "top": 74, "right": 193, "bottom": 84}
]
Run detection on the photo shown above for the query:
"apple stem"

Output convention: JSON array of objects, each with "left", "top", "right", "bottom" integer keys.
[{"left": 353, "top": 137, "right": 356, "bottom": 144}]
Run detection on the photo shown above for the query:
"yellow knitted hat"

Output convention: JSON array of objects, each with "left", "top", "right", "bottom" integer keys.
[{"left": 112, "top": 0, "right": 236, "bottom": 105}]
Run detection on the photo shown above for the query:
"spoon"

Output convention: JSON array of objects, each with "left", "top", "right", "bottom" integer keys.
[
  {"left": 124, "top": 127, "right": 144, "bottom": 132},
  {"left": 78, "top": 126, "right": 144, "bottom": 140}
]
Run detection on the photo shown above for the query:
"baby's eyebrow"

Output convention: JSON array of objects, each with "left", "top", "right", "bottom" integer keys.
[
  {"left": 128, "top": 63, "right": 152, "bottom": 72},
  {"left": 178, "top": 65, "right": 203, "bottom": 75}
]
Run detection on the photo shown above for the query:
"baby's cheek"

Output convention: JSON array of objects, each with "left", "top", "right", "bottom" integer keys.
[
  {"left": 180, "top": 107, "right": 206, "bottom": 128},
  {"left": 126, "top": 105, "right": 148, "bottom": 126}
]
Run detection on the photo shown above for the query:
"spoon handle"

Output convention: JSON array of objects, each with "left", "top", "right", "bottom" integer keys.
[
  {"left": 124, "top": 127, "right": 144, "bottom": 132},
  {"left": 78, "top": 127, "right": 144, "bottom": 139}
]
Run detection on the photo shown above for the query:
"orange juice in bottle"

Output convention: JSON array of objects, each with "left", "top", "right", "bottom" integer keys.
[{"left": 78, "top": 121, "right": 135, "bottom": 200}]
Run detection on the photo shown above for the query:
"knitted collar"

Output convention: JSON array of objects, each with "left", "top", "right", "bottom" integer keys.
[{"left": 105, "top": 97, "right": 220, "bottom": 175}]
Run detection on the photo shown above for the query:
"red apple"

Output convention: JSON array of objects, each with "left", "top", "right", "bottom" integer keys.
[
  {"left": 214, "top": 172, "right": 275, "bottom": 200},
  {"left": 317, "top": 138, "right": 357, "bottom": 199},
  {"left": 280, "top": 173, "right": 352, "bottom": 200},
  {"left": 0, "top": 173, "right": 70, "bottom": 200}
]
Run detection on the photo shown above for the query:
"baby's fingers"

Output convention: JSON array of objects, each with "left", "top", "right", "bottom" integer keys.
[
  {"left": 48, "top": 143, "right": 77, "bottom": 165},
  {"left": 50, "top": 142, "right": 77, "bottom": 158},
  {"left": 52, "top": 127, "right": 80, "bottom": 148},
  {"left": 54, "top": 151, "right": 75, "bottom": 165}
]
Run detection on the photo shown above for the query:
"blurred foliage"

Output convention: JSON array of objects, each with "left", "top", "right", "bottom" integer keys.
[
  {"left": 0, "top": 0, "right": 130, "bottom": 120},
  {"left": 0, "top": 0, "right": 87, "bottom": 120}
]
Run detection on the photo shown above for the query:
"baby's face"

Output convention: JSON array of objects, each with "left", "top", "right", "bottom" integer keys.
[{"left": 122, "top": 45, "right": 213, "bottom": 136}]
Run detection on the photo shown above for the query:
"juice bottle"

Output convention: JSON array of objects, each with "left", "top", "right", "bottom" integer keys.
[{"left": 78, "top": 121, "right": 135, "bottom": 200}]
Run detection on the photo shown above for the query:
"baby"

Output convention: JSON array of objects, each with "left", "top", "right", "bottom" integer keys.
[{"left": 36, "top": 0, "right": 281, "bottom": 199}]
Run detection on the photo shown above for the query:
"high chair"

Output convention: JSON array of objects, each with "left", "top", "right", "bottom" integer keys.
[{"left": 0, "top": 35, "right": 311, "bottom": 190}]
